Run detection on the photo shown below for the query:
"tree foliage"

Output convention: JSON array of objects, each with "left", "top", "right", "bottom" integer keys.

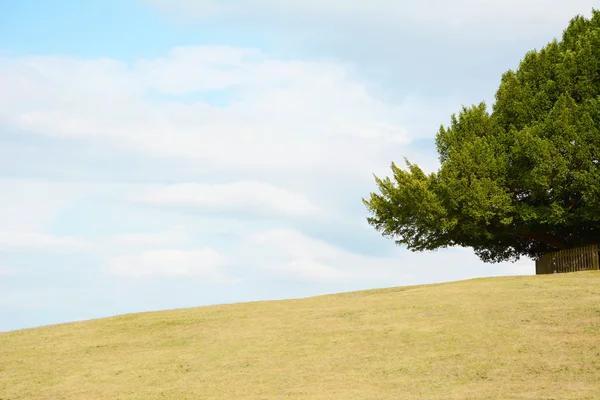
[{"left": 363, "top": 10, "right": 600, "bottom": 263}]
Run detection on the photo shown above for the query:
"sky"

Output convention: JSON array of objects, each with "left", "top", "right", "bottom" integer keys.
[{"left": 0, "top": 0, "right": 597, "bottom": 332}]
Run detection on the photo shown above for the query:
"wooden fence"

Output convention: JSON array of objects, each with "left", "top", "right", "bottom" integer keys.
[{"left": 535, "top": 244, "right": 600, "bottom": 274}]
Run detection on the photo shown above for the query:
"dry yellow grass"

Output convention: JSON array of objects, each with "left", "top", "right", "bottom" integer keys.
[{"left": 2, "top": 271, "right": 600, "bottom": 399}]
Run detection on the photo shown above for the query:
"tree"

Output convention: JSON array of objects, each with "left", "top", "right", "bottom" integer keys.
[{"left": 363, "top": 10, "right": 600, "bottom": 263}]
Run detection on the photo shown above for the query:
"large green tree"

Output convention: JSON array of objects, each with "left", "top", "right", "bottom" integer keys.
[{"left": 363, "top": 10, "right": 600, "bottom": 263}]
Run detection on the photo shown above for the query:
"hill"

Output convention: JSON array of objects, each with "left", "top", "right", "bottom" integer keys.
[{"left": 1, "top": 272, "right": 600, "bottom": 399}]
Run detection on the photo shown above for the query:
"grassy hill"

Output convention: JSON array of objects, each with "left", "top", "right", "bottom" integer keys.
[{"left": 1, "top": 272, "right": 600, "bottom": 399}]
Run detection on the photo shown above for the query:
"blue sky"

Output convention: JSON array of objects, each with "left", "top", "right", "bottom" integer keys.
[{"left": 0, "top": 0, "right": 596, "bottom": 332}]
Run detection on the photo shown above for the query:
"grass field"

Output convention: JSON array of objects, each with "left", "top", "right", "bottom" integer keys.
[{"left": 1, "top": 271, "right": 600, "bottom": 399}]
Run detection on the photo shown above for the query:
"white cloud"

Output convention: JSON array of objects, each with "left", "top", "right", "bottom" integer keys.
[
  {"left": 238, "top": 228, "right": 535, "bottom": 284},
  {"left": 107, "top": 249, "right": 228, "bottom": 280},
  {"left": 239, "top": 228, "right": 408, "bottom": 283},
  {"left": 265, "top": 259, "right": 347, "bottom": 283},
  {"left": 0, "top": 179, "right": 86, "bottom": 232},
  {"left": 132, "top": 181, "right": 322, "bottom": 217},
  {"left": 142, "top": 0, "right": 597, "bottom": 38},
  {"left": 0, "top": 178, "right": 157, "bottom": 233},
  {"left": 109, "top": 225, "right": 189, "bottom": 246},
  {"left": 0, "top": 267, "right": 17, "bottom": 276},
  {"left": 0, "top": 20, "right": 540, "bottom": 299},
  {"left": 0, "top": 231, "right": 89, "bottom": 252},
  {"left": 0, "top": 47, "right": 417, "bottom": 178},
  {"left": 500, "top": 258, "right": 535, "bottom": 276},
  {"left": 246, "top": 229, "right": 339, "bottom": 260}
]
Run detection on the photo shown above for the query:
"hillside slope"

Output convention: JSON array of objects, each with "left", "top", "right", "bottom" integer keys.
[{"left": 1, "top": 272, "right": 600, "bottom": 399}]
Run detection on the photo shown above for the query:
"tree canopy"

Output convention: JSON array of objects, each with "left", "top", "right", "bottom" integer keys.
[{"left": 363, "top": 10, "right": 600, "bottom": 263}]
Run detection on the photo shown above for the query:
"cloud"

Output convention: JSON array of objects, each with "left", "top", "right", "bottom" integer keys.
[
  {"left": 0, "top": 18, "right": 538, "bottom": 300},
  {"left": 0, "top": 47, "right": 419, "bottom": 179},
  {"left": 265, "top": 259, "right": 346, "bottom": 283},
  {"left": 132, "top": 181, "right": 322, "bottom": 218},
  {"left": 0, "top": 179, "right": 89, "bottom": 232},
  {"left": 107, "top": 249, "right": 228, "bottom": 280},
  {"left": 0, "top": 267, "right": 17, "bottom": 276},
  {"left": 239, "top": 228, "right": 409, "bottom": 283},
  {"left": 500, "top": 258, "right": 535, "bottom": 276},
  {"left": 142, "top": 0, "right": 597, "bottom": 38},
  {"left": 237, "top": 228, "right": 535, "bottom": 284},
  {"left": 109, "top": 225, "right": 189, "bottom": 246},
  {"left": 0, "top": 231, "right": 89, "bottom": 253},
  {"left": 139, "top": 1, "right": 597, "bottom": 109}
]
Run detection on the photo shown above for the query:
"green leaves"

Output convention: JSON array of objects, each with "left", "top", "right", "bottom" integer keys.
[
  {"left": 364, "top": 9, "right": 600, "bottom": 263},
  {"left": 363, "top": 162, "right": 451, "bottom": 252}
]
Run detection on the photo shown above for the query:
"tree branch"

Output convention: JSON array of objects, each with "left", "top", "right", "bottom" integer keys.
[{"left": 512, "top": 232, "right": 570, "bottom": 250}]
